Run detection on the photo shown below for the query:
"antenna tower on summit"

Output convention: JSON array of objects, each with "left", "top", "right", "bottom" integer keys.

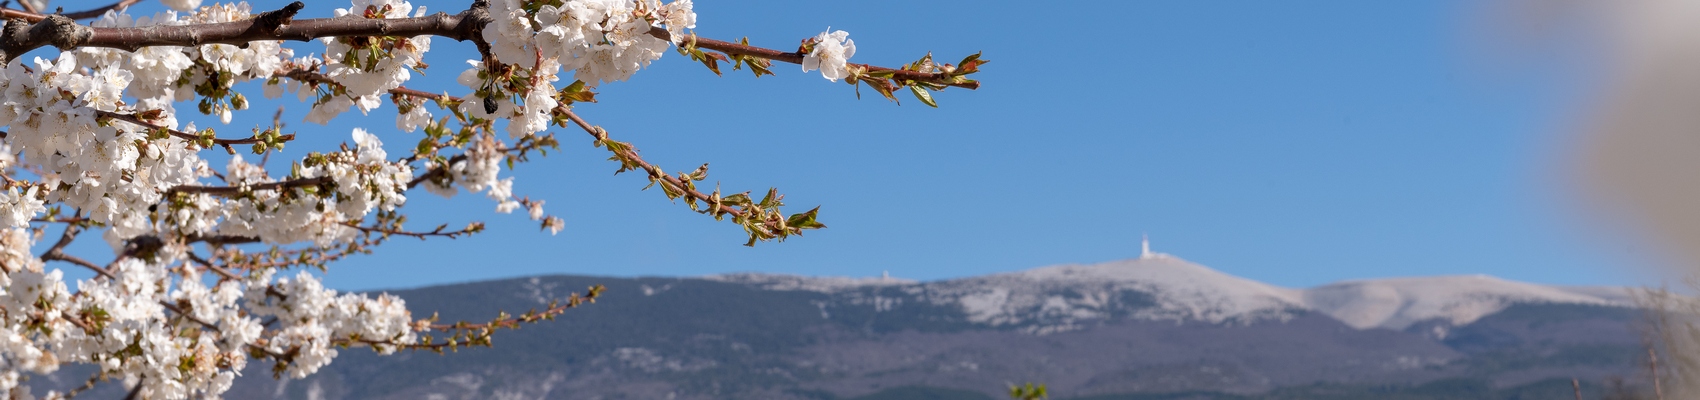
[{"left": 1141, "top": 234, "right": 1152, "bottom": 259}]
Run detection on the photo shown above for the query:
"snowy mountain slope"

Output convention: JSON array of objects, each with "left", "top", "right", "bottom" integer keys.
[
  {"left": 712, "top": 254, "right": 1633, "bottom": 333},
  {"left": 1304, "top": 275, "right": 1621, "bottom": 330}
]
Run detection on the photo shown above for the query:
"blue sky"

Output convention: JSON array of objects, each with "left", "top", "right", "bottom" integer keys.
[{"left": 52, "top": 0, "right": 1666, "bottom": 290}]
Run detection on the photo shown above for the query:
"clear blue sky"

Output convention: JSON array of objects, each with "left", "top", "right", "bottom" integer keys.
[{"left": 57, "top": 0, "right": 1667, "bottom": 290}]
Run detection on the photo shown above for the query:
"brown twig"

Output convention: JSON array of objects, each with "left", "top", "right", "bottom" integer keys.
[
  {"left": 39, "top": 224, "right": 116, "bottom": 279},
  {"left": 340, "top": 285, "right": 603, "bottom": 352},
  {"left": 425, "top": 287, "right": 598, "bottom": 332},
  {"left": 183, "top": 252, "right": 241, "bottom": 281},
  {"left": 61, "top": 370, "right": 106, "bottom": 399},
  {"left": 553, "top": 108, "right": 751, "bottom": 222},
  {"left": 342, "top": 221, "right": 482, "bottom": 240},
  {"left": 167, "top": 176, "right": 329, "bottom": 196}
]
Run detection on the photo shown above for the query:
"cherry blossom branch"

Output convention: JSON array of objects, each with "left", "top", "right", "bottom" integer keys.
[
  {"left": 656, "top": 27, "right": 979, "bottom": 90},
  {"left": 0, "top": 0, "right": 484, "bottom": 62},
  {"left": 157, "top": 300, "right": 290, "bottom": 360},
  {"left": 1, "top": 1, "right": 975, "bottom": 95},
  {"left": 326, "top": 73, "right": 823, "bottom": 244},
  {"left": 324, "top": 74, "right": 762, "bottom": 222},
  {"left": 348, "top": 285, "right": 603, "bottom": 352}
]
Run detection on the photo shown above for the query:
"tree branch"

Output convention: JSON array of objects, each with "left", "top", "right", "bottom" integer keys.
[
  {"left": 39, "top": 223, "right": 117, "bottom": 279},
  {"left": 82, "top": 1, "right": 485, "bottom": 51},
  {"left": 2, "top": 1, "right": 972, "bottom": 97},
  {"left": 183, "top": 233, "right": 261, "bottom": 246},
  {"left": 0, "top": 1, "right": 484, "bottom": 63},
  {"left": 167, "top": 176, "right": 329, "bottom": 196}
]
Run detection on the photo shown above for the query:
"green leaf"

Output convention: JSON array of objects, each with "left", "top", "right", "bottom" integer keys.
[
  {"left": 910, "top": 85, "right": 938, "bottom": 108},
  {"left": 785, "top": 207, "right": 826, "bottom": 230}
]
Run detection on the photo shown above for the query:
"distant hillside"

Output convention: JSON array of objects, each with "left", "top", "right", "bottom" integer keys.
[{"left": 35, "top": 257, "right": 1654, "bottom": 399}]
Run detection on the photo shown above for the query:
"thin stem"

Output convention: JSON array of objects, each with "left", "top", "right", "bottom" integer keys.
[
  {"left": 343, "top": 221, "right": 482, "bottom": 240},
  {"left": 100, "top": 110, "right": 295, "bottom": 146},
  {"left": 61, "top": 370, "right": 106, "bottom": 399}
]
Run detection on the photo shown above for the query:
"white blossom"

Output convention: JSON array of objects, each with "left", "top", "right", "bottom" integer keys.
[{"left": 803, "top": 29, "right": 857, "bottom": 82}]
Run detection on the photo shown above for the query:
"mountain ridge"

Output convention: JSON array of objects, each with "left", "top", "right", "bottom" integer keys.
[{"left": 700, "top": 255, "right": 1634, "bottom": 333}]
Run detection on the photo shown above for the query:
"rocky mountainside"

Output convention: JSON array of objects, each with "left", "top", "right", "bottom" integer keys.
[{"left": 39, "top": 256, "right": 1654, "bottom": 399}]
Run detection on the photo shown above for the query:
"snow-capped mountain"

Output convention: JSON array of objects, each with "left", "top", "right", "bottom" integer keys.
[
  {"left": 139, "top": 258, "right": 1645, "bottom": 400},
  {"left": 709, "top": 252, "right": 1633, "bottom": 334}
]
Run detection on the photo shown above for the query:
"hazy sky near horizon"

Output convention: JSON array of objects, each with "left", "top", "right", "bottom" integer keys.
[{"left": 49, "top": 0, "right": 1668, "bottom": 290}]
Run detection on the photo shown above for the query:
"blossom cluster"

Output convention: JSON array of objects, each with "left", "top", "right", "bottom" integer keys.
[
  {"left": 313, "top": 0, "right": 433, "bottom": 124},
  {"left": 0, "top": 0, "right": 860, "bottom": 397},
  {"left": 0, "top": 1, "right": 471, "bottom": 397}
]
